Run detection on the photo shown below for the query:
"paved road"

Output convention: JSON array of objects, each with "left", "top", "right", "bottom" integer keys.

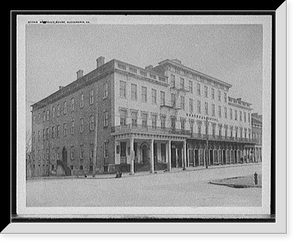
[{"left": 26, "top": 163, "right": 262, "bottom": 207}]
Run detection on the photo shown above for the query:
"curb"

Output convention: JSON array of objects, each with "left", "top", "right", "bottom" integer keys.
[{"left": 27, "top": 162, "right": 262, "bottom": 181}]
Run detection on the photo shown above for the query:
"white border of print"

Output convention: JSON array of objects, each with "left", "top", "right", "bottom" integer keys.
[{"left": 17, "top": 6, "right": 286, "bottom": 233}]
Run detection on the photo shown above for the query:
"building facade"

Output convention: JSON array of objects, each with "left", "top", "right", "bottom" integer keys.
[
  {"left": 251, "top": 113, "right": 263, "bottom": 162},
  {"left": 30, "top": 57, "right": 260, "bottom": 177}
]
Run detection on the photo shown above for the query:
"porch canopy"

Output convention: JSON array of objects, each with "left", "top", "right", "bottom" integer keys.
[{"left": 111, "top": 124, "right": 189, "bottom": 174}]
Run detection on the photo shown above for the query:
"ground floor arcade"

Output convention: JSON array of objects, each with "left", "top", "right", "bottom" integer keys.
[{"left": 112, "top": 131, "right": 258, "bottom": 174}]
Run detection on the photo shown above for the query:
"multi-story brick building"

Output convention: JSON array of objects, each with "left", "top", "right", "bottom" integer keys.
[
  {"left": 30, "top": 57, "right": 259, "bottom": 177},
  {"left": 251, "top": 113, "right": 263, "bottom": 162}
]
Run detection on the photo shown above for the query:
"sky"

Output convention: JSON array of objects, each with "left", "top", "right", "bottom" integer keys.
[{"left": 26, "top": 23, "right": 263, "bottom": 132}]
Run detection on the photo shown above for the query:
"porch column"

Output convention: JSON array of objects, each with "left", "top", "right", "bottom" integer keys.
[
  {"left": 129, "top": 137, "right": 135, "bottom": 175},
  {"left": 150, "top": 139, "right": 154, "bottom": 173},
  {"left": 187, "top": 148, "right": 189, "bottom": 167},
  {"left": 183, "top": 140, "right": 187, "bottom": 170},
  {"left": 167, "top": 140, "right": 171, "bottom": 171}
]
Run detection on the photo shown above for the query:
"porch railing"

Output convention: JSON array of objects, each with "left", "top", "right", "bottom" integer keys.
[
  {"left": 111, "top": 124, "right": 191, "bottom": 136},
  {"left": 190, "top": 133, "right": 259, "bottom": 143}
]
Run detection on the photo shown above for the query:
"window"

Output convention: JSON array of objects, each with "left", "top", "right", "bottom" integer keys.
[
  {"left": 240, "top": 128, "right": 243, "bottom": 138},
  {"left": 230, "top": 108, "right": 233, "bottom": 119},
  {"left": 197, "top": 83, "right": 201, "bottom": 96},
  {"left": 89, "top": 115, "right": 95, "bottom": 130},
  {"left": 46, "top": 128, "right": 49, "bottom": 140},
  {"left": 212, "top": 124, "right": 216, "bottom": 137},
  {"left": 224, "top": 107, "right": 227, "bottom": 118},
  {"left": 244, "top": 128, "right": 247, "bottom": 138},
  {"left": 43, "top": 111, "right": 46, "bottom": 121},
  {"left": 71, "top": 98, "right": 75, "bottom": 112},
  {"left": 205, "top": 102, "right": 209, "bottom": 115},
  {"left": 52, "top": 106, "right": 56, "bottom": 118},
  {"left": 152, "top": 89, "right": 157, "bottom": 104},
  {"left": 89, "top": 143, "right": 94, "bottom": 162},
  {"left": 160, "top": 115, "right": 166, "bottom": 129},
  {"left": 71, "top": 120, "right": 75, "bottom": 134},
  {"left": 46, "top": 109, "right": 50, "bottom": 120},
  {"left": 70, "top": 146, "right": 75, "bottom": 160},
  {"left": 198, "top": 122, "right": 202, "bottom": 136},
  {"left": 104, "top": 141, "right": 109, "bottom": 158},
  {"left": 57, "top": 104, "right": 60, "bottom": 116},
  {"left": 180, "top": 78, "right": 185, "bottom": 89},
  {"left": 170, "top": 74, "right": 175, "bottom": 87},
  {"left": 235, "top": 110, "right": 237, "bottom": 120},
  {"left": 211, "top": 88, "right": 215, "bottom": 100},
  {"left": 142, "top": 113, "right": 148, "bottom": 127},
  {"left": 224, "top": 92, "right": 227, "bottom": 103},
  {"left": 180, "top": 118, "right": 185, "bottom": 131},
  {"left": 120, "top": 81, "right": 126, "bottom": 98},
  {"left": 80, "top": 144, "right": 84, "bottom": 159},
  {"left": 120, "top": 109, "right": 127, "bottom": 126},
  {"left": 63, "top": 123, "right": 67, "bottom": 136},
  {"left": 63, "top": 101, "right": 67, "bottom": 114},
  {"left": 51, "top": 126, "right": 55, "bottom": 138},
  {"left": 190, "top": 121, "right": 194, "bottom": 134},
  {"left": 189, "top": 98, "right": 193, "bottom": 112},
  {"left": 244, "top": 112, "right": 247, "bottom": 122},
  {"left": 248, "top": 113, "right": 251, "bottom": 123},
  {"left": 103, "top": 82, "right": 109, "bottom": 99},
  {"left": 160, "top": 91, "right": 165, "bottom": 105},
  {"left": 131, "top": 111, "right": 137, "bottom": 127},
  {"left": 180, "top": 96, "right": 185, "bottom": 110},
  {"left": 240, "top": 111, "right": 242, "bottom": 121},
  {"left": 171, "top": 93, "right": 176, "bottom": 107},
  {"left": 89, "top": 89, "right": 94, "bottom": 104},
  {"left": 197, "top": 100, "right": 201, "bottom": 114},
  {"left": 80, "top": 118, "right": 84, "bottom": 133},
  {"left": 103, "top": 111, "right": 109, "bottom": 127},
  {"left": 80, "top": 94, "right": 84, "bottom": 108},
  {"left": 218, "top": 90, "right": 221, "bottom": 101},
  {"left": 142, "top": 86, "right": 147, "bottom": 102},
  {"left": 151, "top": 114, "right": 157, "bottom": 129},
  {"left": 131, "top": 83, "right": 137, "bottom": 100},
  {"left": 204, "top": 86, "right": 208, "bottom": 98},
  {"left": 189, "top": 81, "right": 193, "bottom": 93},
  {"left": 57, "top": 125, "right": 60, "bottom": 138},
  {"left": 171, "top": 117, "right": 176, "bottom": 130},
  {"left": 212, "top": 104, "right": 215, "bottom": 116},
  {"left": 218, "top": 106, "right": 222, "bottom": 118}
]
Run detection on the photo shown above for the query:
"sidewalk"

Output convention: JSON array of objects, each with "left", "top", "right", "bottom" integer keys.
[
  {"left": 27, "top": 162, "right": 262, "bottom": 181},
  {"left": 209, "top": 173, "right": 262, "bottom": 188}
]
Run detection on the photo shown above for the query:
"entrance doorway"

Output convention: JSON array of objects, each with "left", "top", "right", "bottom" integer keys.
[
  {"left": 141, "top": 144, "right": 148, "bottom": 165},
  {"left": 120, "top": 142, "right": 127, "bottom": 164},
  {"left": 209, "top": 150, "right": 213, "bottom": 165},
  {"left": 194, "top": 150, "right": 199, "bottom": 166},
  {"left": 223, "top": 150, "right": 226, "bottom": 165},
  {"left": 62, "top": 147, "right": 67, "bottom": 165}
]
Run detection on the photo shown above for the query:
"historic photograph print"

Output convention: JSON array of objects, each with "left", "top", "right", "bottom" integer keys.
[{"left": 18, "top": 14, "right": 272, "bottom": 219}]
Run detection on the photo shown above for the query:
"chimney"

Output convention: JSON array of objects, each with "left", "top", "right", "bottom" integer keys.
[
  {"left": 77, "top": 70, "right": 83, "bottom": 79},
  {"left": 145, "top": 65, "right": 153, "bottom": 70},
  {"left": 96, "top": 56, "right": 105, "bottom": 68},
  {"left": 59, "top": 86, "right": 64, "bottom": 90}
]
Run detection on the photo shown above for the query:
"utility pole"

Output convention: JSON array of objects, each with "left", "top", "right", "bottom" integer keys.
[
  {"left": 92, "top": 85, "right": 99, "bottom": 178},
  {"left": 205, "top": 116, "right": 209, "bottom": 169}
]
